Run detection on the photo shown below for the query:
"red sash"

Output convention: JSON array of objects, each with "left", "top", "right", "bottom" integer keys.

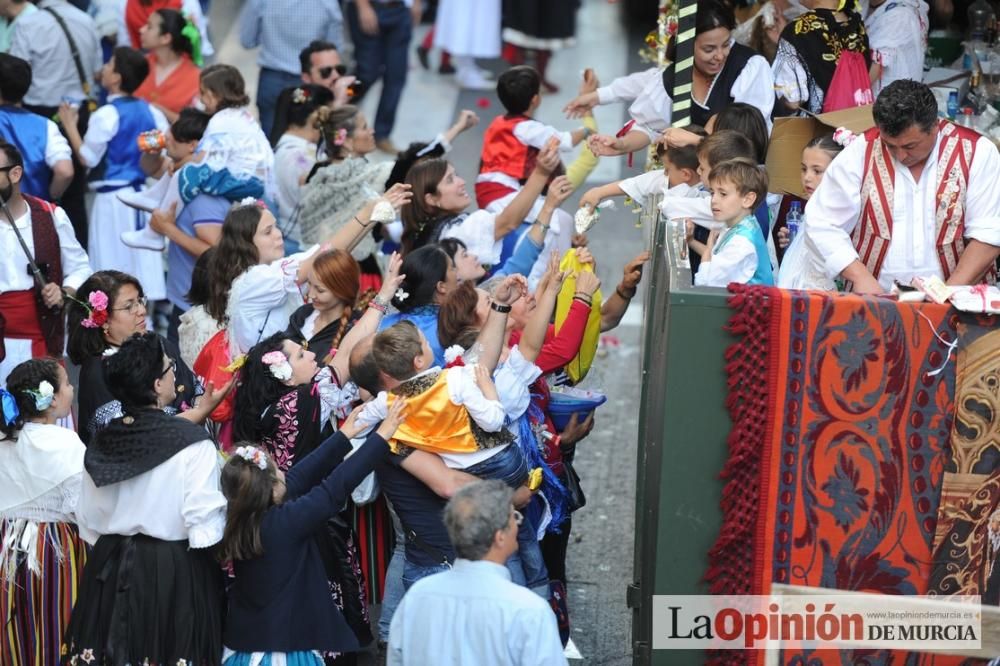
[
  {"left": 854, "top": 121, "right": 994, "bottom": 285},
  {"left": 0, "top": 290, "right": 46, "bottom": 359}
]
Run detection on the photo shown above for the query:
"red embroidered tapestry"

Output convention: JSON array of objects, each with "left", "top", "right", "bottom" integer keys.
[{"left": 710, "top": 285, "right": 965, "bottom": 665}]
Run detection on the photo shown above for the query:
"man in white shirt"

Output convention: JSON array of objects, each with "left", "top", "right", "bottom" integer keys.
[
  {"left": 9, "top": 0, "right": 102, "bottom": 248},
  {"left": 0, "top": 139, "right": 91, "bottom": 385},
  {"left": 388, "top": 479, "right": 567, "bottom": 666},
  {"left": 803, "top": 80, "right": 1000, "bottom": 294}
]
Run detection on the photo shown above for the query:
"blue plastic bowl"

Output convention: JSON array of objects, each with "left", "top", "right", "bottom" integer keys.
[{"left": 548, "top": 390, "right": 607, "bottom": 431}]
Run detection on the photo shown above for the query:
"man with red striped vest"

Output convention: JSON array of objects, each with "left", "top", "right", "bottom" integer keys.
[
  {"left": 804, "top": 80, "right": 1000, "bottom": 294},
  {"left": 0, "top": 139, "right": 91, "bottom": 385}
]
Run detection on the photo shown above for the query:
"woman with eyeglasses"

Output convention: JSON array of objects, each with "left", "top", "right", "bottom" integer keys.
[
  {"left": 63, "top": 331, "right": 227, "bottom": 666},
  {"left": 66, "top": 270, "right": 202, "bottom": 445},
  {"left": 570, "top": 0, "right": 775, "bottom": 159}
]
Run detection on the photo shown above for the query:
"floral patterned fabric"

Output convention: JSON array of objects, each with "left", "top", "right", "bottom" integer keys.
[
  {"left": 709, "top": 285, "right": 964, "bottom": 665},
  {"left": 772, "top": 8, "right": 870, "bottom": 114}
]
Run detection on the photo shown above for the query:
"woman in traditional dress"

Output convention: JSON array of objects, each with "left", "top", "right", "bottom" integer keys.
[
  {"left": 66, "top": 270, "right": 201, "bottom": 445},
  {"left": 134, "top": 8, "right": 204, "bottom": 122},
  {"left": 433, "top": 0, "right": 502, "bottom": 89},
  {"left": 63, "top": 332, "right": 227, "bottom": 666},
  {"left": 298, "top": 105, "right": 389, "bottom": 293},
  {"left": 772, "top": 0, "right": 871, "bottom": 114},
  {"left": 299, "top": 106, "right": 481, "bottom": 292},
  {"left": 0, "top": 359, "right": 87, "bottom": 666},
  {"left": 286, "top": 248, "right": 369, "bottom": 366},
  {"left": 204, "top": 192, "right": 408, "bottom": 361},
  {"left": 399, "top": 151, "right": 563, "bottom": 279},
  {"left": 501, "top": 0, "right": 580, "bottom": 93},
  {"left": 571, "top": 0, "right": 775, "bottom": 159}
]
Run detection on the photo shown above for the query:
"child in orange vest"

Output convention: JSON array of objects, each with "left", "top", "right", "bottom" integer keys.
[{"left": 475, "top": 66, "right": 589, "bottom": 212}]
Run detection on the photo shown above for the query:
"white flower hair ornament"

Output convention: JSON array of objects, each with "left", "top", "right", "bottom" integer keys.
[
  {"left": 26, "top": 380, "right": 55, "bottom": 411},
  {"left": 234, "top": 445, "right": 268, "bottom": 471},
  {"left": 832, "top": 127, "right": 857, "bottom": 148},
  {"left": 394, "top": 288, "right": 409, "bottom": 302},
  {"left": 262, "top": 351, "right": 293, "bottom": 382},
  {"left": 444, "top": 345, "right": 464, "bottom": 364}
]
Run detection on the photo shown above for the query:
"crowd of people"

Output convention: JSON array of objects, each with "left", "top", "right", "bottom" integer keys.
[{"left": 0, "top": 0, "right": 994, "bottom": 664}]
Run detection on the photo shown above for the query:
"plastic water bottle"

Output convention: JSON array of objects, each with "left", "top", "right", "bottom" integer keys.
[
  {"left": 786, "top": 201, "right": 803, "bottom": 242},
  {"left": 948, "top": 91, "right": 960, "bottom": 120}
]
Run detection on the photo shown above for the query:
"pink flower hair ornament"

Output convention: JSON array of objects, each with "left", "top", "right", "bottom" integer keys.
[
  {"left": 262, "top": 350, "right": 293, "bottom": 382},
  {"left": 68, "top": 289, "right": 110, "bottom": 329},
  {"left": 333, "top": 128, "right": 348, "bottom": 146}
]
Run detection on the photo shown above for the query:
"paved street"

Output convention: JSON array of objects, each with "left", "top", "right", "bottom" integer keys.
[{"left": 207, "top": 1, "right": 649, "bottom": 661}]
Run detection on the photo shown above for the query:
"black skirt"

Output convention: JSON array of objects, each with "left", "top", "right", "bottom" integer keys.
[
  {"left": 502, "top": 0, "right": 580, "bottom": 48},
  {"left": 62, "top": 534, "right": 224, "bottom": 666}
]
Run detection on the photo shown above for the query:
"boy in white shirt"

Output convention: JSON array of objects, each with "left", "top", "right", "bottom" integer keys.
[
  {"left": 575, "top": 135, "right": 704, "bottom": 232},
  {"left": 688, "top": 159, "right": 775, "bottom": 288}
]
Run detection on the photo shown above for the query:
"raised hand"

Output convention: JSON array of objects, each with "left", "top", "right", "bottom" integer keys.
[
  {"left": 587, "top": 133, "right": 625, "bottom": 157},
  {"left": 621, "top": 251, "right": 651, "bottom": 291},
  {"left": 544, "top": 175, "right": 575, "bottom": 208},
  {"left": 535, "top": 137, "right": 561, "bottom": 175},
  {"left": 574, "top": 269, "right": 601, "bottom": 298},
  {"left": 383, "top": 183, "right": 412, "bottom": 209},
  {"left": 377, "top": 398, "right": 408, "bottom": 441},
  {"left": 493, "top": 274, "right": 528, "bottom": 306},
  {"left": 377, "top": 251, "right": 406, "bottom": 300},
  {"left": 453, "top": 109, "right": 479, "bottom": 133}
]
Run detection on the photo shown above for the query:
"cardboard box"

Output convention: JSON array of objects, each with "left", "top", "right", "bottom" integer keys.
[{"left": 765, "top": 105, "right": 875, "bottom": 198}]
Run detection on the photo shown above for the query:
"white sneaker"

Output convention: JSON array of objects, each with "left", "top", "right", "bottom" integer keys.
[
  {"left": 121, "top": 225, "right": 165, "bottom": 251},
  {"left": 117, "top": 174, "right": 170, "bottom": 212},
  {"left": 456, "top": 68, "right": 494, "bottom": 91}
]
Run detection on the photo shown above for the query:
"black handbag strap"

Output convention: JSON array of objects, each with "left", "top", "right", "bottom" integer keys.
[
  {"left": 42, "top": 6, "right": 91, "bottom": 97},
  {"left": 405, "top": 528, "right": 452, "bottom": 568}
]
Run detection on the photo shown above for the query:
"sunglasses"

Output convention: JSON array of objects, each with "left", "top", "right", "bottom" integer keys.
[{"left": 317, "top": 64, "right": 348, "bottom": 79}]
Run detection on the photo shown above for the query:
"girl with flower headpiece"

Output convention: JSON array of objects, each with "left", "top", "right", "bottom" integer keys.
[
  {"left": 219, "top": 400, "right": 406, "bottom": 666},
  {"left": 0, "top": 358, "right": 86, "bottom": 666}
]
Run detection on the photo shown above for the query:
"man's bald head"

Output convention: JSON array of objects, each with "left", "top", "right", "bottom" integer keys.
[{"left": 349, "top": 337, "right": 383, "bottom": 396}]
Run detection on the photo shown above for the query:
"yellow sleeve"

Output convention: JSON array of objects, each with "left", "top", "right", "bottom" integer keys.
[{"left": 565, "top": 115, "right": 599, "bottom": 189}]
